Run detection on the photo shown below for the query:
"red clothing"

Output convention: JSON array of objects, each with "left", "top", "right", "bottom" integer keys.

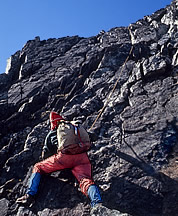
[{"left": 33, "top": 152, "right": 94, "bottom": 195}]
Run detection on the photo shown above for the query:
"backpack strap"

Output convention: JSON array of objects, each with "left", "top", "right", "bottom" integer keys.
[
  {"left": 76, "top": 127, "right": 84, "bottom": 147},
  {"left": 70, "top": 122, "right": 84, "bottom": 148}
]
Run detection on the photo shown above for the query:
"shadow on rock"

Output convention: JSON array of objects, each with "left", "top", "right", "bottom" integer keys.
[
  {"left": 100, "top": 150, "right": 178, "bottom": 216},
  {"left": 103, "top": 176, "right": 163, "bottom": 216}
]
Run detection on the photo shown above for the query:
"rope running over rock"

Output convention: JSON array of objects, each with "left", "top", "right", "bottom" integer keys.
[{"left": 89, "top": 44, "right": 134, "bottom": 132}]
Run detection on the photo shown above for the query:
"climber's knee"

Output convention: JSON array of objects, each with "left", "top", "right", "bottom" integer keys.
[
  {"left": 32, "top": 162, "right": 43, "bottom": 174},
  {"left": 79, "top": 178, "right": 95, "bottom": 196}
]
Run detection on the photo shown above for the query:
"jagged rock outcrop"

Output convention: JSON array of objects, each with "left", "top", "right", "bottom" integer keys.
[{"left": 0, "top": 1, "right": 177, "bottom": 215}]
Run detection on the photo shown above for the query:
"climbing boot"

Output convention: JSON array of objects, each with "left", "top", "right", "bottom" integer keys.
[
  {"left": 16, "top": 194, "right": 34, "bottom": 206},
  {"left": 90, "top": 203, "right": 106, "bottom": 216},
  {"left": 90, "top": 203, "right": 129, "bottom": 216}
]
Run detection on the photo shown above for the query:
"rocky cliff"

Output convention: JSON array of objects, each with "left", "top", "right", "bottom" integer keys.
[{"left": 0, "top": 1, "right": 177, "bottom": 215}]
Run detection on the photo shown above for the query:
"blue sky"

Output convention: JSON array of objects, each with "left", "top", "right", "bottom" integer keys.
[{"left": 0, "top": 0, "right": 172, "bottom": 74}]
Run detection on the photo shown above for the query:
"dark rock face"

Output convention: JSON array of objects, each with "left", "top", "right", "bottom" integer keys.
[{"left": 0, "top": 1, "right": 177, "bottom": 215}]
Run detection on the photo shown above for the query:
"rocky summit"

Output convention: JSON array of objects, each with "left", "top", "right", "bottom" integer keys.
[{"left": 0, "top": 1, "right": 178, "bottom": 216}]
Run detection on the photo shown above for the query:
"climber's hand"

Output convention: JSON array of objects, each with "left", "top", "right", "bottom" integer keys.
[{"left": 39, "top": 151, "right": 45, "bottom": 161}]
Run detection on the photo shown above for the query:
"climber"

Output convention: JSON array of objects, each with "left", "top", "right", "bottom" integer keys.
[{"left": 16, "top": 111, "right": 102, "bottom": 207}]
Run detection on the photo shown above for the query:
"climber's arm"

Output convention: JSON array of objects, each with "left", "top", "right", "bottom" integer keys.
[{"left": 41, "top": 131, "right": 53, "bottom": 159}]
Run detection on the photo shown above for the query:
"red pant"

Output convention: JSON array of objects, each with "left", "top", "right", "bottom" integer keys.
[{"left": 33, "top": 152, "right": 94, "bottom": 196}]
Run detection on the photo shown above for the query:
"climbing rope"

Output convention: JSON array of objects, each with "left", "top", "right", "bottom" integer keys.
[{"left": 89, "top": 44, "right": 134, "bottom": 131}]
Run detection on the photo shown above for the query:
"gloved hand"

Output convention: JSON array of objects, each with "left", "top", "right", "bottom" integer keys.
[
  {"left": 39, "top": 151, "right": 45, "bottom": 161},
  {"left": 41, "top": 151, "right": 45, "bottom": 160}
]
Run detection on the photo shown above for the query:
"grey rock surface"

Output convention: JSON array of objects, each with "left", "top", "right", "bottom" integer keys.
[{"left": 0, "top": 1, "right": 177, "bottom": 215}]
